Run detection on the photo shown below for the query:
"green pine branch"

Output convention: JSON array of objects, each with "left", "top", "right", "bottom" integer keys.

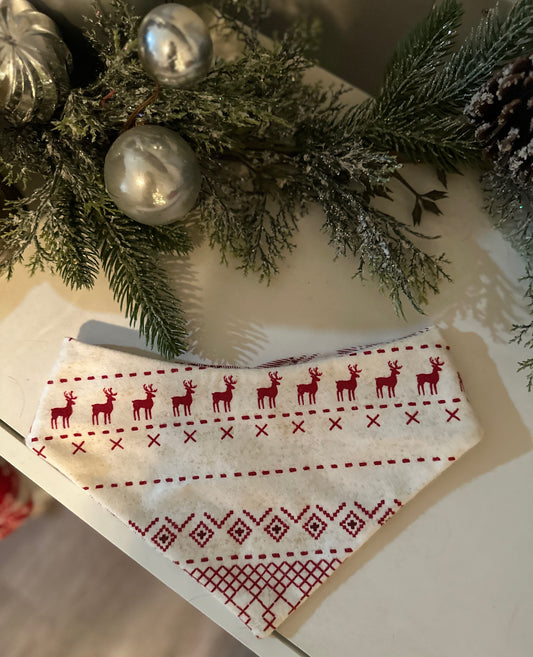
[
  {"left": 512, "top": 266, "right": 533, "bottom": 392},
  {"left": 441, "top": 0, "right": 533, "bottom": 108},
  {"left": 91, "top": 205, "right": 191, "bottom": 358},
  {"left": 481, "top": 171, "right": 533, "bottom": 389},
  {"left": 353, "top": 0, "right": 533, "bottom": 171},
  {"left": 376, "top": 0, "right": 463, "bottom": 116},
  {"left": 0, "top": 117, "right": 192, "bottom": 358},
  {"left": 2, "top": 0, "right": 532, "bottom": 362},
  {"left": 52, "top": 0, "right": 446, "bottom": 315}
]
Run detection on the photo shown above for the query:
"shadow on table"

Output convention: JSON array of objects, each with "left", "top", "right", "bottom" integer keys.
[{"left": 279, "top": 324, "right": 532, "bottom": 638}]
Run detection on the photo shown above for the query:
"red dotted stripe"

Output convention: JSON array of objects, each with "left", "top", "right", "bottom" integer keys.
[
  {"left": 45, "top": 342, "right": 449, "bottom": 385},
  {"left": 327, "top": 332, "right": 447, "bottom": 358},
  {"left": 47, "top": 368, "right": 184, "bottom": 385},
  {"left": 177, "top": 546, "right": 355, "bottom": 565},
  {"left": 81, "top": 457, "right": 456, "bottom": 491}
]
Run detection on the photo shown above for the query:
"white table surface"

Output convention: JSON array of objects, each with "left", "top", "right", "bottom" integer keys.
[{"left": 1, "top": 77, "right": 533, "bottom": 656}]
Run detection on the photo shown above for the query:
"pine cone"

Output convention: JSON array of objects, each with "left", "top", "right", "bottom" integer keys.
[{"left": 465, "top": 53, "right": 533, "bottom": 186}]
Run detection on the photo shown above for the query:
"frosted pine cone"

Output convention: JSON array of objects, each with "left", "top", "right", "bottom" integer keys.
[{"left": 465, "top": 54, "right": 533, "bottom": 186}]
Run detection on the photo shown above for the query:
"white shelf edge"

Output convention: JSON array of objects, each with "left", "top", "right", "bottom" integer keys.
[{"left": 0, "top": 422, "right": 300, "bottom": 657}]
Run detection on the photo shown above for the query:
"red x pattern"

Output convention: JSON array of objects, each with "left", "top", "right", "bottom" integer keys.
[
  {"left": 220, "top": 426, "right": 234, "bottom": 440},
  {"left": 147, "top": 433, "right": 161, "bottom": 447},
  {"left": 405, "top": 410, "right": 420, "bottom": 425},
  {"left": 446, "top": 408, "right": 461, "bottom": 422},
  {"left": 292, "top": 420, "right": 305, "bottom": 433},
  {"left": 184, "top": 429, "right": 197, "bottom": 443},
  {"left": 366, "top": 414, "right": 380, "bottom": 427},
  {"left": 32, "top": 445, "right": 46, "bottom": 458}
]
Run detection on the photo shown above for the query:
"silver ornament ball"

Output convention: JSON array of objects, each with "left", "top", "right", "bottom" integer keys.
[
  {"left": 0, "top": 0, "right": 72, "bottom": 124},
  {"left": 138, "top": 3, "right": 213, "bottom": 87},
  {"left": 104, "top": 125, "right": 201, "bottom": 226}
]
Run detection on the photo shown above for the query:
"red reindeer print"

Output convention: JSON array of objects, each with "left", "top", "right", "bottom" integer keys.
[
  {"left": 91, "top": 388, "right": 117, "bottom": 426},
  {"left": 297, "top": 367, "right": 322, "bottom": 405},
  {"left": 336, "top": 363, "right": 362, "bottom": 401},
  {"left": 132, "top": 383, "right": 158, "bottom": 421},
  {"left": 212, "top": 375, "right": 237, "bottom": 413},
  {"left": 416, "top": 357, "right": 445, "bottom": 395},
  {"left": 172, "top": 380, "right": 197, "bottom": 417},
  {"left": 257, "top": 371, "right": 283, "bottom": 409},
  {"left": 375, "top": 360, "right": 402, "bottom": 398},
  {"left": 50, "top": 391, "right": 77, "bottom": 429}
]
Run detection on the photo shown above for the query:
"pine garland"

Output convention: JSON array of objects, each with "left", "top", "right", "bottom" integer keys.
[
  {"left": 353, "top": 0, "right": 533, "bottom": 171},
  {"left": 481, "top": 171, "right": 533, "bottom": 390},
  {"left": 351, "top": 0, "right": 533, "bottom": 388},
  {"left": 0, "top": 0, "right": 532, "bottom": 370}
]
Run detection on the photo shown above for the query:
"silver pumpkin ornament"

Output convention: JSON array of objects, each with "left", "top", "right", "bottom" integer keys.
[
  {"left": 138, "top": 3, "right": 213, "bottom": 87},
  {"left": 104, "top": 125, "right": 202, "bottom": 226},
  {"left": 0, "top": 0, "right": 71, "bottom": 124}
]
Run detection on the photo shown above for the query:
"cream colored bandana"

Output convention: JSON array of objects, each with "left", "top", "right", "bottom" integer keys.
[{"left": 26, "top": 327, "right": 482, "bottom": 636}]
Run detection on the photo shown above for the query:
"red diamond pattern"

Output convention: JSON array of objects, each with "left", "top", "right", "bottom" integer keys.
[
  {"left": 302, "top": 512, "right": 328, "bottom": 540},
  {"left": 263, "top": 515, "right": 290, "bottom": 543},
  {"left": 340, "top": 510, "right": 366, "bottom": 538},
  {"left": 227, "top": 518, "right": 252, "bottom": 545},
  {"left": 128, "top": 497, "right": 403, "bottom": 634},
  {"left": 151, "top": 524, "right": 178, "bottom": 552},
  {"left": 189, "top": 520, "right": 215, "bottom": 548}
]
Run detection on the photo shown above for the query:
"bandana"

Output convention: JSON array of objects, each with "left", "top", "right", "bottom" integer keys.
[{"left": 26, "top": 327, "right": 482, "bottom": 636}]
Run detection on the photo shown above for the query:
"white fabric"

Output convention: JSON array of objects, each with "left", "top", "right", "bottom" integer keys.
[{"left": 26, "top": 327, "right": 482, "bottom": 636}]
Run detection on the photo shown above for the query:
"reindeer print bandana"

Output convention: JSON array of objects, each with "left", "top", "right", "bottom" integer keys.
[{"left": 26, "top": 327, "right": 482, "bottom": 637}]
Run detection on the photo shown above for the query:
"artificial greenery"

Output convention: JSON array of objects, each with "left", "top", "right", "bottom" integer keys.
[
  {"left": 482, "top": 171, "right": 533, "bottom": 389},
  {"left": 353, "top": 0, "right": 533, "bottom": 172},
  {"left": 0, "top": 0, "right": 532, "bottom": 370},
  {"left": 351, "top": 0, "right": 533, "bottom": 386}
]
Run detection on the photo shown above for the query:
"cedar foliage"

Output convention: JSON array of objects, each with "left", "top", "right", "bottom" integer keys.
[
  {"left": 0, "top": 0, "right": 532, "bottom": 365},
  {"left": 482, "top": 172, "right": 533, "bottom": 390}
]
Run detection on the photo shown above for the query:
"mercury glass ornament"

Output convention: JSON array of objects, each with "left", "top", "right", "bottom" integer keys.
[
  {"left": 138, "top": 3, "right": 213, "bottom": 87},
  {"left": 0, "top": 0, "right": 71, "bottom": 124},
  {"left": 104, "top": 125, "right": 202, "bottom": 226}
]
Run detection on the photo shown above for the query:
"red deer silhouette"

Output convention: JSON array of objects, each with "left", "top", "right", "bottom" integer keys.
[
  {"left": 416, "top": 357, "right": 444, "bottom": 395},
  {"left": 297, "top": 367, "right": 322, "bottom": 405},
  {"left": 172, "top": 380, "right": 197, "bottom": 417},
  {"left": 132, "top": 383, "right": 158, "bottom": 420},
  {"left": 257, "top": 371, "right": 283, "bottom": 409},
  {"left": 212, "top": 375, "right": 237, "bottom": 413},
  {"left": 91, "top": 388, "right": 117, "bottom": 425},
  {"left": 50, "top": 390, "right": 77, "bottom": 429},
  {"left": 375, "top": 360, "right": 402, "bottom": 398},
  {"left": 336, "top": 363, "right": 362, "bottom": 401}
]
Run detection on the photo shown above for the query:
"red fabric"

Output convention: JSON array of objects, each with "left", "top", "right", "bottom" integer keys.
[{"left": 0, "top": 460, "right": 33, "bottom": 539}]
